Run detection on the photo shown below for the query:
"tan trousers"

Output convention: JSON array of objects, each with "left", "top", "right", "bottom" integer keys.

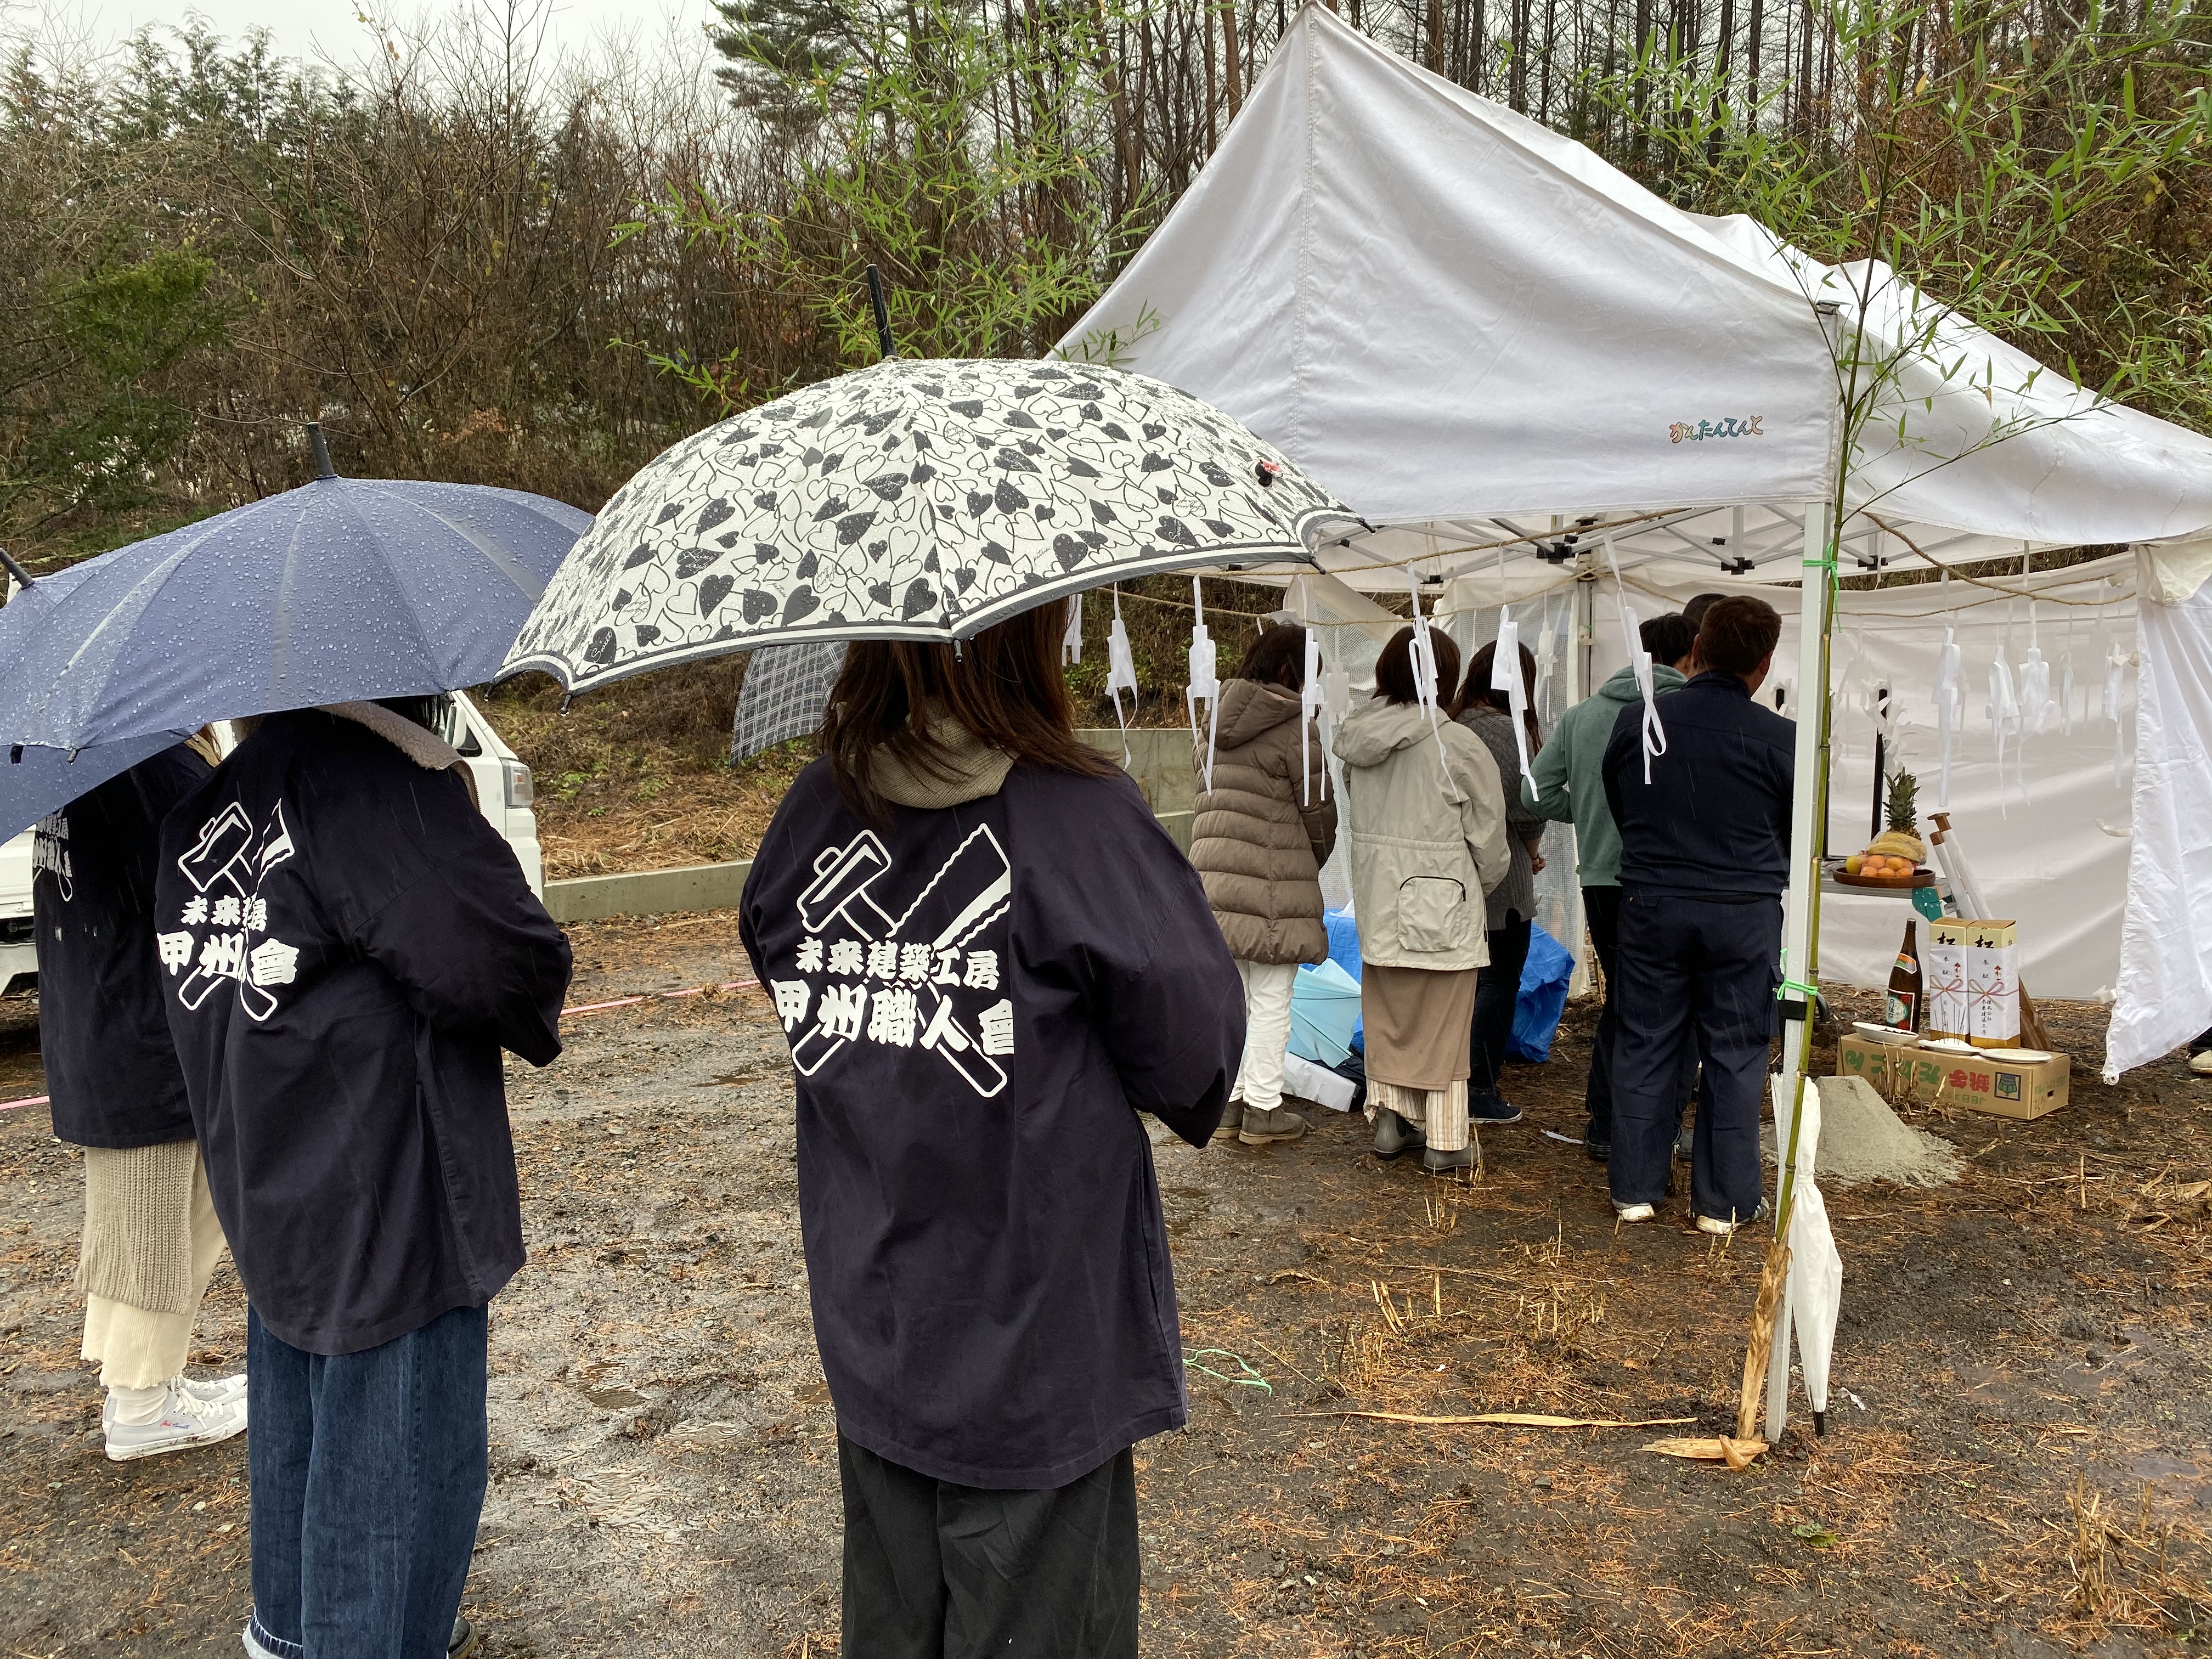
[{"left": 78, "top": 1143, "right": 227, "bottom": 1391}]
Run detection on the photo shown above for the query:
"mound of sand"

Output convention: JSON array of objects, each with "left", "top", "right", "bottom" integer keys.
[{"left": 1760, "top": 1074, "right": 1965, "bottom": 1187}]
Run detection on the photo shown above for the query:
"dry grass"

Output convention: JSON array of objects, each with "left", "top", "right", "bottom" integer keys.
[{"left": 482, "top": 661, "right": 811, "bottom": 878}]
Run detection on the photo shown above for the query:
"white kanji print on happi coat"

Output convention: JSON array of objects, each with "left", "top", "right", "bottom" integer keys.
[
  {"left": 31, "top": 811, "right": 72, "bottom": 903},
  {"left": 769, "top": 823, "right": 1014, "bottom": 1098},
  {"left": 158, "top": 799, "right": 302, "bottom": 1022}
]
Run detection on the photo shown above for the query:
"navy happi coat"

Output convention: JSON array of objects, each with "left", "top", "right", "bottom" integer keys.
[
  {"left": 34, "top": 746, "right": 211, "bottom": 1148},
  {"left": 741, "top": 758, "right": 1242, "bottom": 1489},
  {"left": 156, "top": 711, "right": 571, "bottom": 1355}
]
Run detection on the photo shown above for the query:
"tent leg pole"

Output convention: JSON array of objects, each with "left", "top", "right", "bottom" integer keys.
[{"left": 1743, "top": 500, "right": 1834, "bottom": 1446}]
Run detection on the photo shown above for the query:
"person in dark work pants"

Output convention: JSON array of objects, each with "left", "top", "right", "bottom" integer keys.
[{"left": 1601, "top": 597, "right": 1795, "bottom": 1232}]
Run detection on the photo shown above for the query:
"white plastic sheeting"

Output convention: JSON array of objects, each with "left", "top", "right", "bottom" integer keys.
[
  {"left": 1286, "top": 558, "right": 2144, "bottom": 1005},
  {"left": 2106, "top": 578, "right": 2212, "bottom": 1079}
]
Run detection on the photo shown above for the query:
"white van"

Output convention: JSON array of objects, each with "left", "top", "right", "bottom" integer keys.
[{"left": 0, "top": 692, "right": 542, "bottom": 997}]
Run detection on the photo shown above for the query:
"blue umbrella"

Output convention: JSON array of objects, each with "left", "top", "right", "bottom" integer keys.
[
  {"left": 0, "top": 562, "right": 191, "bottom": 838},
  {"left": 0, "top": 426, "right": 590, "bottom": 752}
]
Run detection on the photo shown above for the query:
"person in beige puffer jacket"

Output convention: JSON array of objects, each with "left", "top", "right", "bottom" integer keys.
[
  {"left": 1189, "top": 623, "right": 1338, "bottom": 1147},
  {"left": 1334, "top": 626, "right": 1511, "bottom": 1175}
]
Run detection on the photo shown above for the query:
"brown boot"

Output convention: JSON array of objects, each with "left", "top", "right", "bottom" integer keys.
[
  {"left": 1212, "top": 1099, "right": 1245, "bottom": 1143},
  {"left": 1239, "top": 1105, "right": 1309, "bottom": 1146}
]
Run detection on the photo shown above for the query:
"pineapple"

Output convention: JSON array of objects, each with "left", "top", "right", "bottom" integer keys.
[{"left": 1862, "top": 769, "right": 1926, "bottom": 865}]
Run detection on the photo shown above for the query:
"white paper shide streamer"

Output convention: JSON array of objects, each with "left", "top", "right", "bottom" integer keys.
[
  {"left": 1105, "top": 588, "right": 1140, "bottom": 768},
  {"left": 1403, "top": 569, "right": 1462, "bottom": 800},
  {"left": 1299, "top": 628, "right": 1326, "bottom": 805},
  {"left": 1602, "top": 537, "right": 1664, "bottom": 782},
  {"left": 1187, "top": 578, "right": 1221, "bottom": 792},
  {"left": 1934, "top": 628, "right": 1961, "bottom": 808},
  {"left": 1533, "top": 592, "right": 1559, "bottom": 723},
  {"left": 1061, "top": 591, "right": 1083, "bottom": 667},
  {"left": 1489, "top": 606, "right": 1536, "bottom": 788},
  {"left": 1989, "top": 644, "right": 2019, "bottom": 812}
]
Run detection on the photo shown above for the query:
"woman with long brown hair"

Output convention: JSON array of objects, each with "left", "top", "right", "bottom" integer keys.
[
  {"left": 1457, "top": 640, "right": 1551, "bottom": 1127},
  {"left": 1331, "top": 625, "right": 1510, "bottom": 1175},
  {"left": 738, "top": 599, "right": 1242, "bottom": 1658}
]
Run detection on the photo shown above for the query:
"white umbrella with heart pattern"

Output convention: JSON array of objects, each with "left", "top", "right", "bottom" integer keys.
[{"left": 501, "top": 357, "right": 1357, "bottom": 696}]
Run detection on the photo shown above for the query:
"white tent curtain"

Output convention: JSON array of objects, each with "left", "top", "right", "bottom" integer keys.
[{"left": 2106, "top": 574, "right": 2212, "bottom": 1077}]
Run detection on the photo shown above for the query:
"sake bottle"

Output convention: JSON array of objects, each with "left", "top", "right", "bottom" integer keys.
[{"left": 1884, "top": 918, "right": 1923, "bottom": 1032}]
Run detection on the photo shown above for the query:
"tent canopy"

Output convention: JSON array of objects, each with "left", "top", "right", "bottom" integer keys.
[
  {"left": 1059, "top": 3, "right": 2212, "bottom": 591},
  {"left": 1059, "top": 2, "right": 2212, "bottom": 1076}
]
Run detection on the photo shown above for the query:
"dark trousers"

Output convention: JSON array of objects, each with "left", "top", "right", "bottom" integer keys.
[
  {"left": 246, "top": 1303, "right": 489, "bottom": 1659},
  {"left": 1609, "top": 893, "right": 1782, "bottom": 1220},
  {"left": 839, "top": 1436, "right": 1139, "bottom": 1659},
  {"left": 1469, "top": 915, "right": 1532, "bottom": 1108},
  {"left": 1583, "top": 884, "right": 1699, "bottom": 1143}
]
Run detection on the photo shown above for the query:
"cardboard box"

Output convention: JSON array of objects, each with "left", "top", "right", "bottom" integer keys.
[{"left": 1837, "top": 1032, "right": 2070, "bottom": 1121}]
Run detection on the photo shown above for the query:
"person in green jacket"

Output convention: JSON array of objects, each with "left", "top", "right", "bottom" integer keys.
[{"left": 1522, "top": 613, "right": 1697, "bottom": 1160}]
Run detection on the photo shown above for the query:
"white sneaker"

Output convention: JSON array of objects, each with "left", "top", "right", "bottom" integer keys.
[
  {"left": 2190, "top": 1048, "right": 2212, "bottom": 1076},
  {"left": 1613, "top": 1200, "right": 1657, "bottom": 1223},
  {"left": 177, "top": 1372, "right": 249, "bottom": 1406},
  {"left": 1695, "top": 1200, "right": 1772, "bottom": 1237},
  {"left": 104, "top": 1384, "right": 248, "bottom": 1462}
]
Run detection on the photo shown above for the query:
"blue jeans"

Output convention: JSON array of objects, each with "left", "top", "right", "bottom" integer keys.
[
  {"left": 246, "top": 1303, "right": 490, "bottom": 1659},
  {"left": 1609, "top": 893, "right": 1781, "bottom": 1220}
]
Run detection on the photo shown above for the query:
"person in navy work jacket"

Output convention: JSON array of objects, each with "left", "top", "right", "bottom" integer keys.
[
  {"left": 1601, "top": 596, "right": 1794, "bottom": 1233},
  {"left": 740, "top": 599, "right": 1244, "bottom": 1659},
  {"left": 155, "top": 699, "right": 571, "bottom": 1659},
  {"left": 37, "top": 741, "right": 252, "bottom": 1462}
]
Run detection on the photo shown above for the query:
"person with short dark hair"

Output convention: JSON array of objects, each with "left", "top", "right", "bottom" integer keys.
[
  {"left": 1601, "top": 596, "right": 1794, "bottom": 1231},
  {"left": 1522, "top": 613, "right": 1699, "bottom": 1158},
  {"left": 1334, "top": 627, "right": 1510, "bottom": 1174},
  {"left": 1681, "top": 592, "right": 1728, "bottom": 633},
  {"left": 741, "top": 600, "right": 1243, "bottom": 1657},
  {"left": 1189, "top": 622, "right": 1338, "bottom": 1146}
]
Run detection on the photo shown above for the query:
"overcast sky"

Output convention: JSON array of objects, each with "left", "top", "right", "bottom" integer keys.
[{"left": 23, "top": 0, "right": 713, "bottom": 74}]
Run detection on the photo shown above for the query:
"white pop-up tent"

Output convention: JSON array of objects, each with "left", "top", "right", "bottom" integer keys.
[{"left": 1059, "top": 1, "right": 2212, "bottom": 1082}]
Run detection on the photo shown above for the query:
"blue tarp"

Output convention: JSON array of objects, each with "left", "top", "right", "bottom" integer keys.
[
  {"left": 1316, "top": 907, "right": 1576, "bottom": 1065},
  {"left": 1286, "top": 958, "right": 1362, "bottom": 1067},
  {"left": 1510, "top": 923, "right": 1576, "bottom": 1063}
]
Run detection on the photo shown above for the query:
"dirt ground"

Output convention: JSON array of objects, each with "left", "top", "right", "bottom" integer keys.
[{"left": 3, "top": 912, "right": 2209, "bottom": 1657}]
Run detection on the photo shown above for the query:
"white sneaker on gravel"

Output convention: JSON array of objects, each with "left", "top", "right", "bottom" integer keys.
[{"left": 104, "top": 1384, "right": 248, "bottom": 1462}]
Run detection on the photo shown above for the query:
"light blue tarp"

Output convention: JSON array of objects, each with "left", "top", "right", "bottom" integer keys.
[{"left": 1286, "top": 958, "right": 1361, "bottom": 1067}]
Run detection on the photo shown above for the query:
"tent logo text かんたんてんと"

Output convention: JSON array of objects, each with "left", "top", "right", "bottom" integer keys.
[{"left": 1669, "top": 416, "right": 1765, "bottom": 444}]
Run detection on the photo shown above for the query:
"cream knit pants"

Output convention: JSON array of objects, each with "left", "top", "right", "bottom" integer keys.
[{"left": 78, "top": 1142, "right": 227, "bottom": 1391}]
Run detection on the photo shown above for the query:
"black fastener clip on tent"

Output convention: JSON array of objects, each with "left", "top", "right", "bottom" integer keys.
[
  {"left": 306, "top": 421, "right": 337, "bottom": 481},
  {"left": 865, "top": 264, "right": 896, "bottom": 360}
]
